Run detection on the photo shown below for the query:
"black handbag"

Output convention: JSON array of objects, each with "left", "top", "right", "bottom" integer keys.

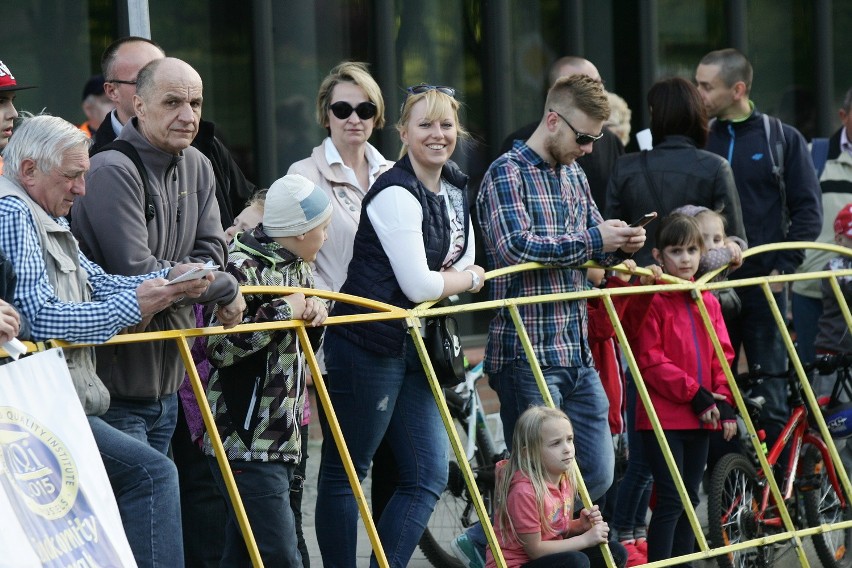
[{"left": 423, "top": 315, "right": 466, "bottom": 387}]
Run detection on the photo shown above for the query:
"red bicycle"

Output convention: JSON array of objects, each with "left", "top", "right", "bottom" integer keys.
[{"left": 707, "top": 357, "right": 852, "bottom": 568}]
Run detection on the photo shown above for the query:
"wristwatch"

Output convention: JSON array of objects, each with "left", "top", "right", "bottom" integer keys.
[{"left": 465, "top": 269, "right": 481, "bottom": 291}]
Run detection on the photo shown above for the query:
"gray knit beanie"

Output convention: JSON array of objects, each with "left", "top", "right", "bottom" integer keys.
[{"left": 263, "top": 174, "right": 333, "bottom": 237}]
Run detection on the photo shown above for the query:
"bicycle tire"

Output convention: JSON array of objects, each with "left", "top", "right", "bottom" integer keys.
[
  {"left": 801, "top": 445, "right": 852, "bottom": 568},
  {"left": 419, "top": 410, "right": 495, "bottom": 568},
  {"left": 707, "top": 452, "right": 775, "bottom": 568}
]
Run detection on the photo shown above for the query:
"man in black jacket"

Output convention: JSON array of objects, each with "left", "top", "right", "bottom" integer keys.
[
  {"left": 499, "top": 56, "right": 624, "bottom": 211},
  {"left": 696, "top": 48, "right": 822, "bottom": 448}
]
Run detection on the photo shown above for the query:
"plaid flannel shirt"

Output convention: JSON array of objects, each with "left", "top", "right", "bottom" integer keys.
[{"left": 476, "top": 141, "right": 618, "bottom": 374}]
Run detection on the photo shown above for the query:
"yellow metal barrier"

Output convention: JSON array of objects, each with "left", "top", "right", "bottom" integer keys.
[{"left": 5, "top": 241, "right": 852, "bottom": 568}]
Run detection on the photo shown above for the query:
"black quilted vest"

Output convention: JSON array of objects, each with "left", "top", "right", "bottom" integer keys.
[{"left": 330, "top": 154, "right": 469, "bottom": 356}]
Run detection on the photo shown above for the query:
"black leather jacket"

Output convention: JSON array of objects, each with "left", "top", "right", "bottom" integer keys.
[{"left": 605, "top": 135, "right": 746, "bottom": 267}]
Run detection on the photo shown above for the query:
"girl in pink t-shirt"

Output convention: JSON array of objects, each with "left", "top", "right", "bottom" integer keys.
[{"left": 487, "top": 406, "right": 627, "bottom": 568}]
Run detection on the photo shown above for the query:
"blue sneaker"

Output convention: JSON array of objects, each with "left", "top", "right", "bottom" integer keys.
[{"left": 450, "top": 533, "right": 485, "bottom": 568}]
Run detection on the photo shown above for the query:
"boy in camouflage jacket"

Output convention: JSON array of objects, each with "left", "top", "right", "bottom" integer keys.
[{"left": 203, "top": 174, "right": 331, "bottom": 566}]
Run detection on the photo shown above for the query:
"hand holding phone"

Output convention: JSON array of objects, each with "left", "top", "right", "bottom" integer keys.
[{"left": 629, "top": 212, "right": 657, "bottom": 228}]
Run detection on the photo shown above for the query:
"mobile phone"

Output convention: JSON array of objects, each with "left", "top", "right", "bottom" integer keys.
[{"left": 629, "top": 212, "right": 657, "bottom": 228}]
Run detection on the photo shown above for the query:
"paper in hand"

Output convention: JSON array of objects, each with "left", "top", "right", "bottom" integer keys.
[{"left": 167, "top": 261, "right": 219, "bottom": 285}]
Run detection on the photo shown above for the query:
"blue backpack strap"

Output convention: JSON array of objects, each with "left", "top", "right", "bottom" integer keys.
[{"left": 811, "top": 137, "right": 830, "bottom": 178}]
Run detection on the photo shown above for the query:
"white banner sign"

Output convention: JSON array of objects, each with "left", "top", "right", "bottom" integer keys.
[{"left": 0, "top": 349, "right": 136, "bottom": 567}]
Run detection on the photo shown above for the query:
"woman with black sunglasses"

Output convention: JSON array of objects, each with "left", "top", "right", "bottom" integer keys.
[
  {"left": 286, "top": 61, "right": 392, "bottom": 566},
  {"left": 315, "top": 85, "right": 485, "bottom": 567}
]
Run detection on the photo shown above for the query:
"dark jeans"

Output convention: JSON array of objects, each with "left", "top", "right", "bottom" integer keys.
[
  {"left": 290, "top": 421, "right": 310, "bottom": 568},
  {"left": 100, "top": 392, "right": 179, "bottom": 455},
  {"left": 316, "top": 332, "right": 449, "bottom": 568},
  {"left": 172, "top": 403, "right": 226, "bottom": 568},
  {"left": 209, "top": 458, "right": 302, "bottom": 568},
  {"left": 792, "top": 292, "right": 823, "bottom": 366},
  {"left": 611, "top": 374, "right": 653, "bottom": 539},
  {"left": 642, "top": 429, "right": 709, "bottom": 566},
  {"left": 521, "top": 540, "right": 627, "bottom": 568}
]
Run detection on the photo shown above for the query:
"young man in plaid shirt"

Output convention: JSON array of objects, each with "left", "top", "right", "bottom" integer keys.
[{"left": 477, "top": 75, "right": 645, "bottom": 502}]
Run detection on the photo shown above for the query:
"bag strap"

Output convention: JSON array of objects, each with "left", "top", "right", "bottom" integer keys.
[
  {"left": 640, "top": 150, "right": 666, "bottom": 214},
  {"left": 763, "top": 114, "right": 789, "bottom": 237},
  {"left": 91, "top": 140, "right": 155, "bottom": 223}
]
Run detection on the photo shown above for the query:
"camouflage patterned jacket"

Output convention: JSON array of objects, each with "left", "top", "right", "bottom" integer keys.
[{"left": 203, "top": 227, "right": 323, "bottom": 462}]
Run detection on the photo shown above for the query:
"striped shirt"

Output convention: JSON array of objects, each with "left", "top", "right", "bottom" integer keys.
[
  {"left": 0, "top": 195, "right": 167, "bottom": 343},
  {"left": 476, "top": 141, "right": 617, "bottom": 374}
]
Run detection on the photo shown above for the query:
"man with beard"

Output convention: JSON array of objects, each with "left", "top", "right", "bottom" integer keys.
[{"left": 477, "top": 74, "right": 645, "bottom": 503}]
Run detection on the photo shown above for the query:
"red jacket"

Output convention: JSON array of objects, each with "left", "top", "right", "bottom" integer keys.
[
  {"left": 630, "top": 287, "right": 734, "bottom": 431},
  {"left": 587, "top": 277, "right": 654, "bottom": 434}
]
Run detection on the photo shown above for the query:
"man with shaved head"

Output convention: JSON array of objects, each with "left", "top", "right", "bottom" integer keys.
[
  {"left": 93, "top": 36, "right": 166, "bottom": 152},
  {"left": 71, "top": 57, "right": 246, "bottom": 460}
]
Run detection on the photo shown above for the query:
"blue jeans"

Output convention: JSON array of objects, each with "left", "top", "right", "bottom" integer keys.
[
  {"left": 726, "top": 286, "right": 790, "bottom": 444},
  {"left": 792, "top": 292, "right": 823, "bottom": 366},
  {"left": 489, "top": 360, "right": 615, "bottom": 500},
  {"left": 101, "top": 392, "right": 179, "bottom": 455},
  {"left": 611, "top": 373, "right": 653, "bottom": 538},
  {"left": 209, "top": 458, "right": 302, "bottom": 567},
  {"left": 315, "top": 332, "right": 449, "bottom": 568},
  {"left": 642, "top": 429, "right": 708, "bottom": 566},
  {"left": 88, "top": 416, "right": 183, "bottom": 568}
]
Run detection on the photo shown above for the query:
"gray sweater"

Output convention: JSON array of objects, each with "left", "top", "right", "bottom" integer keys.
[{"left": 71, "top": 119, "right": 239, "bottom": 400}]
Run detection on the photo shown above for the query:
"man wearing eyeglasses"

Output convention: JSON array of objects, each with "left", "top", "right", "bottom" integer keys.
[
  {"left": 477, "top": 74, "right": 645, "bottom": 503},
  {"left": 93, "top": 37, "right": 165, "bottom": 153}
]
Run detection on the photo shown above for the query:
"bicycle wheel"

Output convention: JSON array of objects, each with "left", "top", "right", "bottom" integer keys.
[
  {"left": 419, "top": 410, "right": 495, "bottom": 568},
  {"left": 801, "top": 445, "right": 852, "bottom": 568},
  {"left": 708, "top": 452, "right": 774, "bottom": 568}
]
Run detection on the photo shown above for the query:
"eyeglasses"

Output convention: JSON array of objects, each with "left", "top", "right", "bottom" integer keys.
[
  {"left": 548, "top": 108, "right": 604, "bottom": 145},
  {"left": 329, "top": 101, "right": 378, "bottom": 121},
  {"left": 108, "top": 79, "right": 137, "bottom": 86},
  {"left": 404, "top": 84, "right": 456, "bottom": 98}
]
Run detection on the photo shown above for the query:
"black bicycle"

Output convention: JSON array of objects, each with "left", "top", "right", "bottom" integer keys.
[{"left": 419, "top": 361, "right": 506, "bottom": 567}]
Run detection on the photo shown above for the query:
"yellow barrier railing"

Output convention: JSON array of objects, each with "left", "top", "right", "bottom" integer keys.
[{"left": 6, "top": 241, "right": 852, "bottom": 568}]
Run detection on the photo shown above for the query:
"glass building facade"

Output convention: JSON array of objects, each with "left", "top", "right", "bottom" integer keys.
[{"left": 1, "top": 0, "right": 847, "bottom": 334}]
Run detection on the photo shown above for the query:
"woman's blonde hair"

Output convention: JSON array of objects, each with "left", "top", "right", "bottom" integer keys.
[
  {"left": 396, "top": 88, "right": 467, "bottom": 160},
  {"left": 492, "top": 406, "right": 576, "bottom": 546},
  {"left": 316, "top": 61, "right": 385, "bottom": 130}
]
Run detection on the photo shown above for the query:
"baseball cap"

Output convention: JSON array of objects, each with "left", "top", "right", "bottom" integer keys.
[
  {"left": 834, "top": 203, "right": 852, "bottom": 238},
  {"left": 0, "top": 60, "right": 36, "bottom": 92}
]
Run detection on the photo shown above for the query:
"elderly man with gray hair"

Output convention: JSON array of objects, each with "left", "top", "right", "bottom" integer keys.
[{"left": 0, "top": 114, "right": 216, "bottom": 567}]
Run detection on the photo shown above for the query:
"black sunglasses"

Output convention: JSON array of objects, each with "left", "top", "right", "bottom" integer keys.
[
  {"left": 329, "top": 101, "right": 377, "bottom": 121},
  {"left": 549, "top": 108, "right": 604, "bottom": 145},
  {"left": 404, "top": 84, "right": 456, "bottom": 98}
]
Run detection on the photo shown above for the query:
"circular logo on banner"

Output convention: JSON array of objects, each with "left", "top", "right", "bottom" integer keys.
[{"left": 0, "top": 407, "right": 78, "bottom": 520}]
